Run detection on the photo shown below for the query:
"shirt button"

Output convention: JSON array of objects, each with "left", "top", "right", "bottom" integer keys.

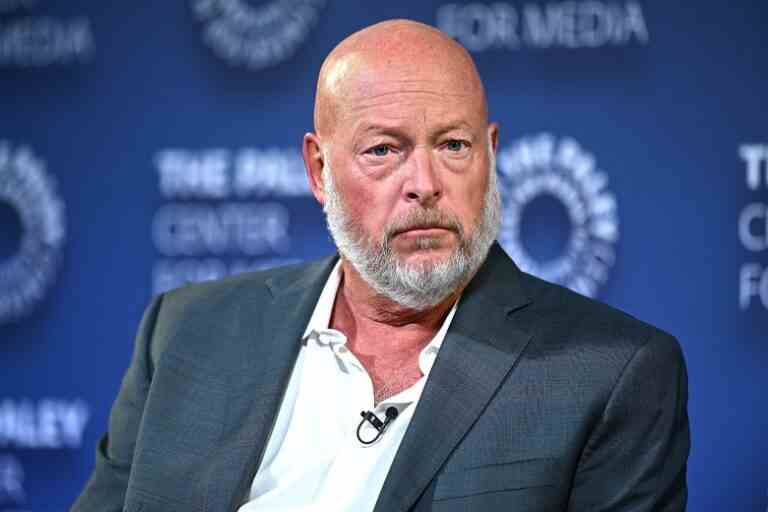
[{"left": 337, "top": 346, "right": 347, "bottom": 353}]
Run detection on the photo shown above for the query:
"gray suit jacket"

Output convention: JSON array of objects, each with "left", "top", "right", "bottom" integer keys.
[{"left": 72, "top": 244, "right": 689, "bottom": 511}]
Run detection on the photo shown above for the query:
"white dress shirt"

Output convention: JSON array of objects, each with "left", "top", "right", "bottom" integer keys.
[{"left": 238, "top": 261, "right": 458, "bottom": 511}]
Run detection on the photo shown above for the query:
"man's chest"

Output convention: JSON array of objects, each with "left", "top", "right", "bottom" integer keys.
[
  {"left": 344, "top": 331, "right": 437, "bottom": 404},
  {"left": 237, "top": 336, "right": 432, "bottom": 511}
]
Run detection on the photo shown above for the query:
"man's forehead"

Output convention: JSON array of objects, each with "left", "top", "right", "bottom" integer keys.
[
  {"left": 321, "top": 59, "right": 486, "bottom": 133},
  {"left": 314, "top": 20, "right": 488, "bottom": 136},
  {"left": 339, "top": 89, "right": 482, "bottom": 136}
]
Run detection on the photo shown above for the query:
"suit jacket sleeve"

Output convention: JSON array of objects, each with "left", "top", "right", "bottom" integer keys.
[
  {"left": 568, "top": 330, "right": 690, "bottom": 511},
  {"left": 70, "top": 294, "right": 165, "bottom": 512}
]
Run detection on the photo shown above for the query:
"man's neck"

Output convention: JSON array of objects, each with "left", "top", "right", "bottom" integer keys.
[
  {"left": 330, "top": 260, "right": 461, "bottom": 366},
  {"left": 329, "top": 259, "right": 460, "bottom": 404},
  {"left": 333, "top": 260, "right": 460, "bottom": 331}
]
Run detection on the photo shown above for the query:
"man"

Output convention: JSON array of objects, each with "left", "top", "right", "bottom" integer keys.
[{"left": 73, "top": 19, "right": 689, "bottom": 512}]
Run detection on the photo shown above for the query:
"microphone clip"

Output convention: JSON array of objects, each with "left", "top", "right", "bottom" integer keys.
[{"left": 356, "top": 406, "right": 399, "bottom": 445}]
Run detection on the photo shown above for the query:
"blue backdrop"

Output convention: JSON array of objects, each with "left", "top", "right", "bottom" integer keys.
[{"left": 1, "top": 1, "right": 766, "bottom": 510}]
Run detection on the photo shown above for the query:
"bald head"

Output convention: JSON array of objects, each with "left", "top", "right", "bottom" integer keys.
[{"left": 313, "top": 19, "right": 488, "bottom": 137}]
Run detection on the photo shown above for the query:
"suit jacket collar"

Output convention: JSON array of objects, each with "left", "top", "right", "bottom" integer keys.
[{"left": 265, "top": 254, "right": 339, "bottom": 301}]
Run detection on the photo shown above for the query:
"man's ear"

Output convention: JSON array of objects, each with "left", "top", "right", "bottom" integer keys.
[
  {"left": 303, "top": 132, "right": 326, "bottom": 205},
  {"left": 488, "top": 122, "right": 499, "bottom": 154}
]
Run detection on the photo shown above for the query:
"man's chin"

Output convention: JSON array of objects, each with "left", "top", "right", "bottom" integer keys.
[{"left": 393, "top": 247, "right": 456, "bottom": 272}]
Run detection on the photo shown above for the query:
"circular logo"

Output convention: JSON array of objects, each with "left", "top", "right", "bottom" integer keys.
[
  {"left": 193, "top": 0, "right": 326, "bottom": 71},
  {"left": 0, "top": 142, "right": 66, "bottom": 324},
  {"left": 496, "top": 133, "right": 619, "bottom": 298}
]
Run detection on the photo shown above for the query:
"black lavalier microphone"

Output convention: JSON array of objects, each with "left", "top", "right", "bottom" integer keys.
[{"left": 356, "top": 407, "right": 399, "bottom": 445}]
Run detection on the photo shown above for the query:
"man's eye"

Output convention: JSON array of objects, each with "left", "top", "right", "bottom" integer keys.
[
  {"left": 445, "top": 140, "right": 467, "bottom": 152},
  {"left": 367, "top": 144, "right": 391, "bottom": 157}
]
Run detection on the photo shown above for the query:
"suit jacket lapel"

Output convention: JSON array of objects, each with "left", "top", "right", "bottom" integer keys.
[
  {"left": 374, "top": 244, "right": 534, "bottom": 512},
  {"left": 202, "top": 255, "right": 338, "bottom": 511}
]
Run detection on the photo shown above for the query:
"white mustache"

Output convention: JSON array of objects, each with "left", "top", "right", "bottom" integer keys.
[{"left": 384, "top": 209, "right": 464, "bottom": 242}]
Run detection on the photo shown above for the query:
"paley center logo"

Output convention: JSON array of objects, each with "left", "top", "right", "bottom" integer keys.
[
  {"left": 192, "top": 0, "right": 326, "bottom": 70},
  {"left": 496, "top": 133, "right": 619, "bottom": 298},
  {"left": 0, "top": 141, "right": 66, "bottom": 324}
]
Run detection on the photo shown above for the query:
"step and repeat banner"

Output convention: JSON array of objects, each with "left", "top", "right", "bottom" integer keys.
[{"left": 1, "top": 1, "right": 766, "bottom": 510}]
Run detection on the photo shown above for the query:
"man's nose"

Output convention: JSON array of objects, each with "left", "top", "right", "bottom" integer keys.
[{"left": 403, "top": 149, "right": 442, "bottom": 206}]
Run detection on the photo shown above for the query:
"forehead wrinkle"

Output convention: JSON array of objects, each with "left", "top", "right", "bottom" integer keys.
[
  {"left": 340, "top": 79, "right": 477, "bottom": 116},
  {"left": 343, "top": 90, "right": 473, "bottom": 114},
  {"left": 341, "top": 68, "right": 476, "bottom": 100}
]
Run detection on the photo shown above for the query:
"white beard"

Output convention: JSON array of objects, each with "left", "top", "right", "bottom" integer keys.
[{"left": 322, "top": 150, "right": 501, "bottom": 310}]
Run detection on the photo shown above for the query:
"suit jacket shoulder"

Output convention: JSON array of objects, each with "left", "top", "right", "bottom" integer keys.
[
  {"left": 518, "top": 268, "right": 683, "bottom": 370},
  {"left": 146, "top": 256, "right": 336, "bottom": 371}
]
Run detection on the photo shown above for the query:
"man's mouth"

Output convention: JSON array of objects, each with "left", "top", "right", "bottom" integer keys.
[{"left": 393, "top": 224, "right": 455, "bottom": 237}]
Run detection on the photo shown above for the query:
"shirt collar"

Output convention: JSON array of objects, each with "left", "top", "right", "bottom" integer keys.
[
  {"left": 302, "top": 259, "right": 343, "bottom": 339},
  {"left": 417, "top": 301, "right": 457, "bottom": 375},
  {"left": 301, "top": 258, "right": 459, "bottom": 376}
]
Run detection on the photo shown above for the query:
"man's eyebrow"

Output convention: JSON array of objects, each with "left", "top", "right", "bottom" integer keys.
[
  {"left": 432, "top": 122, "right": 474, "bottom": 138},
  {"left": 352, "top": 123, "right": 408, "bottom": 141}
]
